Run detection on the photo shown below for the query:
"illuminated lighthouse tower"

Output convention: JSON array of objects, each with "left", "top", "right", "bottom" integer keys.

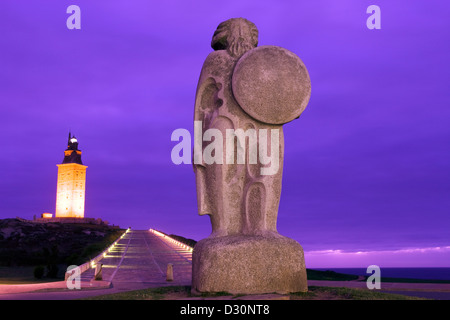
[{"left": 55, "top": 133, "right": 87, "bottom": 218}]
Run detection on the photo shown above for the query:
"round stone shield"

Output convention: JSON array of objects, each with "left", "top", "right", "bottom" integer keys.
[{"left": 232, "top": 45, "right": 311, "bottom": 125}]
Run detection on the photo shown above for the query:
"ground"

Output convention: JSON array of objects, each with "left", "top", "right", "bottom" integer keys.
[
  {"left": 81, "top": 285, "right": 426, "bottom": 300},
  {"left": 0, "top": 228, "right": 448, "bottom": 300}
]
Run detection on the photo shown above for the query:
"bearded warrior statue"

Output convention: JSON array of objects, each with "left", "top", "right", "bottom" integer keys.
[
  {"left": 192, "top": 18, "right": 311, "bottom": 294},
  {"left": 193, "top": 18, "right": 310, "bottom": 238}
]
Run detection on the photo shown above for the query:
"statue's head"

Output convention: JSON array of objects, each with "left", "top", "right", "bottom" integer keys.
[{"left": 211, "top": 18, "right": 258, "bottom": 58}]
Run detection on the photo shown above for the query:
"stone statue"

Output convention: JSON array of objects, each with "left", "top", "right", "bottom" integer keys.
[{"left": 192, "top": 18, "right": 311, "bottom": 294}]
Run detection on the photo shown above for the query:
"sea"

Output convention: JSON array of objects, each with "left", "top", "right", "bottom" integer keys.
[{"left": 313, "top": 268, "right": 450, "bottom": 281}]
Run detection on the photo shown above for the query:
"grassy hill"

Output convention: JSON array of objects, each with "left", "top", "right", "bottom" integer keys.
[{"left": 0, "top": 218, "right": 124, "bottom": 281}]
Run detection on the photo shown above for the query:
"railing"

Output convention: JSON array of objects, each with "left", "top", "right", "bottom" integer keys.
[{"left": 149, "top": 228, "right": 194, "bottom": 252}]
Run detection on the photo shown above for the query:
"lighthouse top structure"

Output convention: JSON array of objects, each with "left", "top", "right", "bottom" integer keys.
[{"left": 62, "top": 132, "right": 83, "bottom": 165}]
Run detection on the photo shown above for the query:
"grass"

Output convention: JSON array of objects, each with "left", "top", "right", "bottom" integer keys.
[
  {"left": 306, "top": 269, "right": 359, "bottom": 281},
  {"left": 307, "top": 269, "right": 450, "bottom": 284},
  {"left": 291, "top": 286, "right": 426, "bottom": 300},
  {"left": 81, "top": 285, "right": 426, "bottom": 300},
  {"left": 0, "top": 229, "right": 125, "bottom": 284},
  {"left": 380, "top": 277, "right": 450, "bottom": 284},
  {"left": 82, "top": 286, "right": 193, "bottom": 300},
  {"left": 0, "top": 266, "right": 62, "bottom": 285}
]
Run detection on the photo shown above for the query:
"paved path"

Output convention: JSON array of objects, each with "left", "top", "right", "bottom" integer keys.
[
  {"left": 81, "top": 229, "right": 192, "bottom": 285},
  {"left": 0, "top": 230, "right": 192, "bottom": 300}
]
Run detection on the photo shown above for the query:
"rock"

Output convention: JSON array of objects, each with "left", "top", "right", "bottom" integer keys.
[
  {"left": 0, "top": 227, "right": 16, "bottom": 239},
  {"left": 192, "top": 235, "right": 307, "bottom": 294}
]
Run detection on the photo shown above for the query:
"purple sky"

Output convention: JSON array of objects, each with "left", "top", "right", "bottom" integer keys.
[{"left": 0, "top": 1, "right": 449, "bottom": 267}]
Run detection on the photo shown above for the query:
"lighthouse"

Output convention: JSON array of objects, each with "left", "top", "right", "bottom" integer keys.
[{"left": 55, "top": 132, "right": 87, "bottom": 218}]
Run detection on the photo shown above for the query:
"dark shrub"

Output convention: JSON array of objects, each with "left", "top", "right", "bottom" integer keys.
[
  {"left": 34, "top": 266, "right": 45, "bottom": 279},
  {"left": 65, "top": 253, "right": 80, "bottom": 266},
  {"left": 46, "top": 264, "right": 59, "bottom": 278}
]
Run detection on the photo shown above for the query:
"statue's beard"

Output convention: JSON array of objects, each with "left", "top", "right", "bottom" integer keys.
[{"left": 227, "top": 38, "right": 254, "bottom": 58}]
